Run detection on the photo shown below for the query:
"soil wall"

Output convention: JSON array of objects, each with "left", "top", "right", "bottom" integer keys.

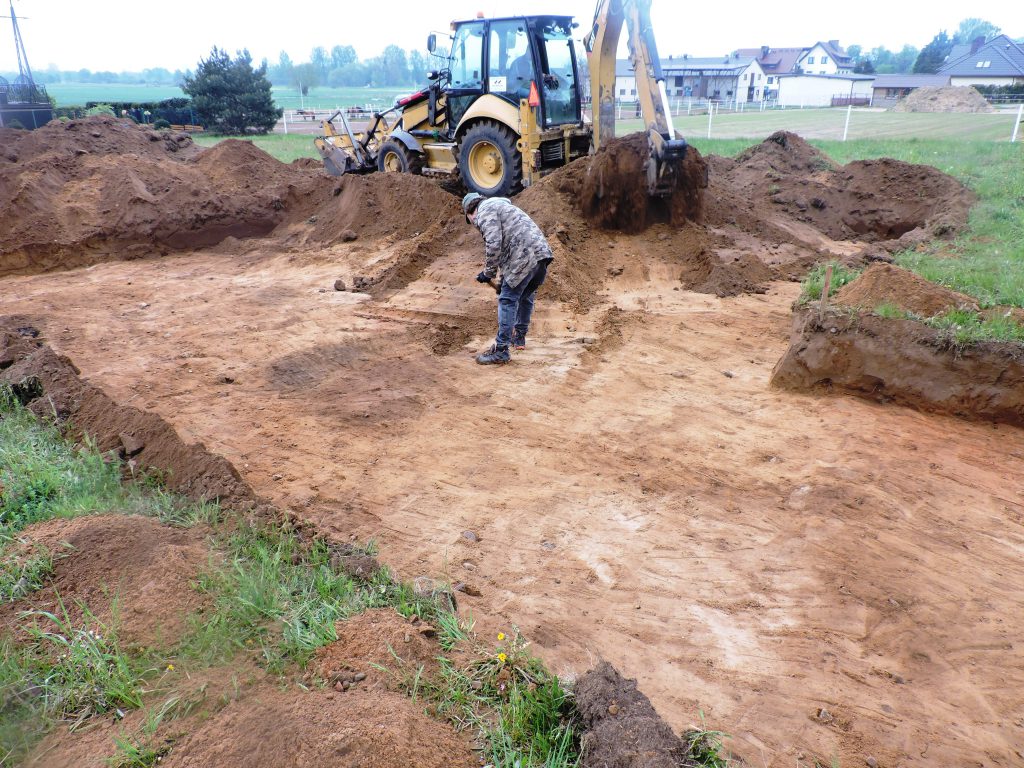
[{"left": 771, "top": 308, "right": 1024, "bottom": 427}]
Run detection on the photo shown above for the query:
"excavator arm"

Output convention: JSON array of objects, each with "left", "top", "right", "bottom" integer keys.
[{"left": 584, "top": 0, "right": 689, "bottom": 195}]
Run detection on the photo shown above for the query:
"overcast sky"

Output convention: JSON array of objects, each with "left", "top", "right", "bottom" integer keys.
[{"left": 3, "top": 0, "right": 1018, "bottom": 73}]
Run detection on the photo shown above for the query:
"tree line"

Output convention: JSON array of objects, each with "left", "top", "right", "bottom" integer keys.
[{"left": 845, "top": 18, "right": 1003, "bottom": 74}]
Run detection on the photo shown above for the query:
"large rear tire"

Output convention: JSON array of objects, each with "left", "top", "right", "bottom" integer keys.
[
  {"left": 459, "top": 121, "right": 522, "bottom": 197},
  {"left": 377, "top": 140, "right": 424, "bottom": 175}
]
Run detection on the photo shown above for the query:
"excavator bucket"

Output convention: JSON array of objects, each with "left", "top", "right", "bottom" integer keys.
[
  {"left": 647, "top": 130, "right": 689, "bottom": 197},
  {"left": 315, "top": 110, "right": 377, "bottom": 177}
]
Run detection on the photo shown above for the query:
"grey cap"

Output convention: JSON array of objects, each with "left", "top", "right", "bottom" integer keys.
[{"left": 462, "top": 192, "right": 483, "bottom": 213}]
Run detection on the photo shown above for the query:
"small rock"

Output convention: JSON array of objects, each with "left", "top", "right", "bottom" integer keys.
[
  {"left": 658, "top": 232, "right": 670, "bottom": 241},
  {"left": 865, "top": 758, "right": 877, "bottom": 768},
  {"left": 307, "top": 215, "right": 318, "bottom": 224},
  {"left": 722, "top": 370, "right": 735, "bottom": 378},
  {"left": 670, "top": 371, "right": 689, "bottom": 379},
  {"left": 353, "top": 672, "right": 366, "bottom": 682},
  {"left": 607, "top": 266, "right": 624, "bottom": 276},
  {"left": 403, "top": 633, "right": 411, "bottom": 643},
  {"left": 471, "top": 680, "right": 484, "bottom": 690},
  {"left": 219, "top": 375, "right": 235, "bottom": 384},
  {"left": 272, "top": 473, "right": 283, "bottom": 481},
  {"left": 461, "top": 530, "right": 479, "bottom": 543},
  {"left": 608, "top": 703, "right": 619, "bottom": 715},
  {"left": 118, "top": 432, "right": 145, "bottom": 457},
  {"left": 139, "top": 302, "right": 150, "bottom": 309},
  {"left": 340, "top": 229, "right": 358, "bottom": 242},
  {"left": 816, "top": 708, "right": 833, "bottom": 724},
  {"left": 334, "top": 681, "right": 344, "bottom": 692},
  {"left": 318, "top": 288, "right": 327, "bottom": 293},
  {"left": 334, "top": 278, "right": 347, "bottom": 292}
]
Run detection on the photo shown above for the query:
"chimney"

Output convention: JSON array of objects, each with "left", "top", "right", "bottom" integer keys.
[
  {"left": 828, "top": 39, "right": 839, "bottom": 48},
  {"left": 971, "top": 35, "right": 985, "bottom": 54},
  {"left": 761, "top": 45, "right": 769, "bottom": 58}
]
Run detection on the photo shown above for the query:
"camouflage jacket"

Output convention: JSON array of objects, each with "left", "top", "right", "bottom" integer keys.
[{"left": 473, "top": 197, "right": 553, "bottom": 288}]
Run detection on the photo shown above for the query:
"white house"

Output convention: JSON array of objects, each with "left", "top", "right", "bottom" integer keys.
[
  {"left": 938, "top": 35, "right": 1024, "bottom": 88},
  {"left": 795, "top": 41, "right": 854, "bottom": 75},
  {"left": 776, "top": 74, "right": 874, "bottom": 107}
]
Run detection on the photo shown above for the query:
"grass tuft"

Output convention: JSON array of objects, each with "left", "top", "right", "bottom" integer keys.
[{"left": 799, "top": 262, "right": 861, "bottom": 303}]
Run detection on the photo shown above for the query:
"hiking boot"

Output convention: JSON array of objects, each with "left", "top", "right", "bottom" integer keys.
[
  {"left": 511, "top": 330, "right": 526, "bottom": 351},
  {"left": 476, "top": 344, "right": 511, "bottom": 365}
]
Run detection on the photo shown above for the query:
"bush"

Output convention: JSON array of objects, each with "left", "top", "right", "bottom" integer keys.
[
  {"left": 85, "top": 103, "right": 116, "bottom": 117},
  {"left": 154, "top": 118, "right": 170, "bottom": 129}
]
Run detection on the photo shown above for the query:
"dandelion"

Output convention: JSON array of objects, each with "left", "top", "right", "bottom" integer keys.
[
  {"left": 497, "top": 632, "right": 506, "bottom": 641},
  {"left": 498, "top": 652, "right": 507, "bottom": 664},
  {"left": 166, "top": 664, "right": 175, "bottom": 672}
]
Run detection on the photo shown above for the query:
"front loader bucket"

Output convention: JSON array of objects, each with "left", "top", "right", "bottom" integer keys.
[{"left": 321, "top": 146, "right": 352, "bottom": 177}]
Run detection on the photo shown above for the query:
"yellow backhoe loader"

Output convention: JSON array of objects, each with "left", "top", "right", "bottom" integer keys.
[{"left": 314, "top": 0, "right": 688, "bottom": 198}]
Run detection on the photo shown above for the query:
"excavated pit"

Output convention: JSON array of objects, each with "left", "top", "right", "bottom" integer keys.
[{"left": 5, "top": 116, "right": 1019, "bottom": 768}]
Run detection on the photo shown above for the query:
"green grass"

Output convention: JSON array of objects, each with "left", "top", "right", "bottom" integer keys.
[
  {"left": 619, "top": 107, "right": 1022, "bottom": 142},
  {"left": 46, "top": 82, "right": 412, "bottom": 111},
  {"left": 0, "top": 389, "right": 597, "bottom": 767},
  {"left": 191, "top": 132, "right": 320, "bottom": 163},
  {"left": 396, "top": 626, "right": 580, "bottom": 768},
  {"left": 799, "top": 262, "right": 862, "bottom": 303}
]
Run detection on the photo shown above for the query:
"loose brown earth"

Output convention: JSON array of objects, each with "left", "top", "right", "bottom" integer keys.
[
  {"left": 4, "top": 117, "right": 1024, "bottom": 767},
  {"left": 889, "top": 86, "right": 995, "bottom": 113}
]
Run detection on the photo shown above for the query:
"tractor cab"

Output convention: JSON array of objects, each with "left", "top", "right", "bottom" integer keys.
[{"left": 437, "top": 15, "right": 583, "bottom": 132}]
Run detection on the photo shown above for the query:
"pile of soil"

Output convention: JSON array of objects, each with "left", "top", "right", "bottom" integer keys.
[
  {"left": 575, "top": 661, "right": 694, "bottom": 767},
  {"left": 889, "top": 86, "right": 994, "bottom": 113},
  {"left": 308, "top": 172, "right": 461, "bottom": 243},
  {"left": 0, "top": 515, "right": 213, "bottom": 648},
  {"left": 771, "top": 308, "right": 1024, "bottom": 427},
  {"left": 314, "top": 608, "right": 440, "bottom": 687},
  {"left": 706, "top": 131, "right": 974, "bottom": 247},
  {"left": 0, "top": 116, "right": 322, "bottom": 276},
  {"left": 833, "top": 263, "right": 980, "bottom": 317},
  {"left": 160, "top": 687, "right": 477, "bottom": 768},
  {"left": 576, "top": 132, "right": 707, "bottom": 233}
]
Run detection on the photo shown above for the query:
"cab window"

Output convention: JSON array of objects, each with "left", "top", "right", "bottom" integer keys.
[
  {"left": 540, "top": 20, "right": 579, "bottom": 126},
  {"left": 450, "top": 22, "right": 485, "bottom": 90},
  {"left": 487, "top": 20, "right": 533, "bottom": 101}
]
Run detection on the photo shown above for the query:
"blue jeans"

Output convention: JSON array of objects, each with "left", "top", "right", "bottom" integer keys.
[{"left": 495, "top": 259, "right": 550, "bottom": 348}]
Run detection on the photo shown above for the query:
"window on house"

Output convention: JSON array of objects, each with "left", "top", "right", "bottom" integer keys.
[
  {"left": 807, "top": 56, "right": 815, "bottom": 64},
  {"left": 822, "top": 56, "right": 829, "bottom": 65},
  {"left": 757, "top": 74, "right": 762, "bottom": 81},
  {"left": 767, "top": 76, "right": 774, "bottom": 84},
  {"left": 619, "top": 88, "right": 626, "bottom": 95},
  {"left": 631, "top": 89, "right": 636, "bottom": 95}
]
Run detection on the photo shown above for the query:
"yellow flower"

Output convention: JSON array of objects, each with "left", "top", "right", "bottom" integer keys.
[
  {"left": 498, "top": 652, "right": 507, "bottom": 664},
  {"left": 497, "top": 632, "right": 506, "bottom": 641},
  {"left": 166, "top": 664, "right": 175, "bottom": 672}
]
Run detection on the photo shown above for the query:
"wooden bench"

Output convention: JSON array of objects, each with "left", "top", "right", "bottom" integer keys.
[{"left": 169, "top": 124, "right": 205, "bottom": 133}]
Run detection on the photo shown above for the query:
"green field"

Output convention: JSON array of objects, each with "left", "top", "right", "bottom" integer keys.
[
  {"left": 46, "top": 83, "right": 187, "bottom": 105},
  {"left": 47, "top": 82, "right": 414, "bottom": 109},
  {"left": 618, "top": 107, "right": 1023, "bottom": 142}
]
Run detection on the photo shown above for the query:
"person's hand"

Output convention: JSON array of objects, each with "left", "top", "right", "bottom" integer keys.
[{"left": 476, "top": 271, "right": 491, "bottom": 283}]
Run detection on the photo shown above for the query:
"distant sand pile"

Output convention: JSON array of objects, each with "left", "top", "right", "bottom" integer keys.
[{"left": 889, "top": 86, "right": 994, "bottom": 113}]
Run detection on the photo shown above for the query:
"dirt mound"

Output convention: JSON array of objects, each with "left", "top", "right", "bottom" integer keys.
[
  {"left": 314, "top": 608, "right": 440, "bottom": 687},
  {"left": 0, "top": 515, "right": 213, "bottom": 648},
  {"left": 159, "top": 686, "right": 477, "bottom": 768},
  {"left": 575, "top": 661, "right": 693, "bottom": 768},
  {"left": 834, "top": 263, "right": 980, "bottom": 317},
  {"left": 890, "top": 85, "right": 994, "bottom": 113},
  {"left": 772, "top": 308, "right": 1024, "bottom": 427},
  {"left": 577, "top": 132, "right": 707, "bottom": 233},
  {"left": 0, "top": 116, "right": 323, "bottom": 276},
  {"left": 706, "top": 131, "right": 974, "bottom": 246},
  {"left": 0, "top": 318, "right": 263, "bottom": 512},
  {"left": 309, "top": 171, "right": 461, "bottom": 243}
]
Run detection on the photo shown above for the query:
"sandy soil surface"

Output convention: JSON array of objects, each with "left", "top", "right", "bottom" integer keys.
[{"left": 4, "top": 118, "right": 1023, "bottom": 767}]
